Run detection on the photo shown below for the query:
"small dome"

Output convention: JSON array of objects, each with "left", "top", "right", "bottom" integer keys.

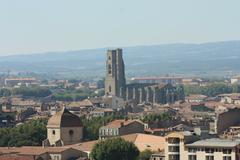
[{"left": 47, "top": 107, "right": 83, "bottom": 128}]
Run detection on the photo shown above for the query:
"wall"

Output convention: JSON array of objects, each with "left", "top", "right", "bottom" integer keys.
[
  {"left": 48, "top": 127, "right": 61, "bottom": 146},
  {"left": 119, "top": 121, "right": 145, "bottom": 136},
  {"left": 60, "top": 127, "right": 83, "bottom": 145},
  {"left": 217, "top": 108, "right": 240, "bottom": 134}
]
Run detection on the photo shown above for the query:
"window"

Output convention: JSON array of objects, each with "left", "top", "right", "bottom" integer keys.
[
  {"left": 168, "top": 146, "right": 179, "bottom": 152},
  {"left": 69, "top": 130, "right": 74, "bottom": 136},
  {"left": 223, "top": 149, "right": 232, "bottom": 154},
  {"left": 169, "top": 155, "right": 179, "bottom": 160},
  {"left": 206, "top": 155, "right": 214, "bottom": 160},
  {"left": 108, "top": 64, "right": 112, "bottom": 74},
  {"left": 188, "top": 148, "right": 197, "bottom": 153},
  {"left": 52, "top": 130, "right": 55, "bottom": 135},
  {"left": 215, "top": 148, "right": 222, "bottom": 152},
  {"left": 109, "top": 86, "right": 111, "bottom": 92},
  {"left": 223, "top": 156, "right": 231, "bottom": 160},
  {"left": 188, "top": 155, "right": 196, "bottom": 160},
  {"left": 205, "top": 148, "right": 214, "bottom": 153},
  {"left": 54, "top": 156, "right": 60, "bottom": 160},
  {"left": 168, "top": 138, "right": 180, "bottom": 144}
]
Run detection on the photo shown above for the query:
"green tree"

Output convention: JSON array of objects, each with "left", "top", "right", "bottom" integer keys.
[
  {"left": 91, "top": 138, "right": 140, "bottom": 160},
  {"left": 12, "top": 87, "right": 51, "bottom": 97},
  {"left": 138, "top": 149, "right": 153, "bottom": 160},
  {"left": 0, "top": 88, "right": 11, "bottom": 96},
  {"left": 142, "top": 113, "right": 171, "bottom": 124},
  {"left": 0, "top": 119, "right": 47, "bottom": 147},
  {"left": 184, "top": 83, "right": 238, "bottom": 97}
]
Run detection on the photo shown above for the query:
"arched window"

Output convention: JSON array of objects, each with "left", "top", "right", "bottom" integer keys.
[
  {"left": 52, "top": 130, "right": 55, "bottom": 135},
  {"left": 108, "top": 64, "right": 112, "bottom": 74},
  {"left": 108, "top": 56, "right": 111, "bottom": 60},
  {"left": 109, "top": 86, "right": 112, "bottom": 92},
  {"left": 69, "top": 130, "right": 74, "bottom": 136}
]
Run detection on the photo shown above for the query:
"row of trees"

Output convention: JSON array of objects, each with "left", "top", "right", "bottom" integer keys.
[
  {"left": 0, "top": 119, "right": 47, "bottom": 147},
  {"left": 142, "top": 113, "right": 172, "bottom": 124},
  {"left": 184, "top": 83, "right": 240, "bottom": 97},
  {"left": 52, "top": 88, "right": 97, "bottom": 101},
  {"left": 0, "top": 87, "right": 52, "bottom": 98}
]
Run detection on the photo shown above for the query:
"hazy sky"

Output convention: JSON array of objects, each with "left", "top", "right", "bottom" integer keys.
[{"left": 0, "top": 0, "right": 240, "bottom": 56}]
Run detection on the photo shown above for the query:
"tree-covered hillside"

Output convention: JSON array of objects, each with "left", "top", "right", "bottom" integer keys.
[{"left": 0, "top": 41, "right": 240, "bottom": 78}]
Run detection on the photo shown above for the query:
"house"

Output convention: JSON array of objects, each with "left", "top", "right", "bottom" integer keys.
[
  {"left": 67, "top": 100, "right": 93, "bottom": 111},
  {"left": 101, "top": 96, "right": 125, "bottom": 109},
  {"left": 145, "top": 128, "right": 170, "bottom": 136},
  {"left": 89, "top": 96, "right": 125, "bottom": 109},
  {"left": 211, "top": 108, "right": 240, "bottom": 134},
  {"left": 0, "top": 146, "right": 86, "bottom": 160},
  {"left": 223, "top": 126, "right": 240, "bottom": 139},
  {"left": 99, "top": 119, "right": 145, "bottom": 139},
  {"left": 89, "top": 108, "right": 115, "bottom": 118},
  {"left": 219, "top": 93, "right": 240, "bottom": 105},
  {"left": 185, "top": 94, "right": 208, "bottom": 103}
]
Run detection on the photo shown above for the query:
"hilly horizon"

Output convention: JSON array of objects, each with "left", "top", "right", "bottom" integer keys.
[{"left": 0, "top": 40, "right": 240, "bottom": 79}]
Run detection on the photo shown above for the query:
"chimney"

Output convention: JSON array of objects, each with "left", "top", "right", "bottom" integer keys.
[{"left": 120, "top": 122, "right": 124, "bottom": 127}]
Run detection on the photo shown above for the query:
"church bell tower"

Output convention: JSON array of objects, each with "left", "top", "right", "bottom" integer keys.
[{"left": 105, "top": 48, "right": 126, "bottom": 99}]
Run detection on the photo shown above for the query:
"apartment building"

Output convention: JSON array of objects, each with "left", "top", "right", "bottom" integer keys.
[
  {"left": 164, "top": 132, "right": 240, "bottom": 160},
  {"left": 164, "top": 132, "right": 199, "bottom": 160},
  {"left": 185, "top": 138, "right": 240, "bottom": 160}
]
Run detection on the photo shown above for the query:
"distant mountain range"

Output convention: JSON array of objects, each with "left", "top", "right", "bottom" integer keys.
[{"left": 0, "top": 41, "right": 240, "bottom": 79}]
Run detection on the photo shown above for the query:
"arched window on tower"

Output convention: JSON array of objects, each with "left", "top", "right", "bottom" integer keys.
[
  {"left": 108, "top": 64, "right": 112, "bottom": 74},
  {"left": 109, "top": 86, "right": 112, "bottom": 92},
  {"left": 108, "top": 56, "right": 111, "bottom": 60}
]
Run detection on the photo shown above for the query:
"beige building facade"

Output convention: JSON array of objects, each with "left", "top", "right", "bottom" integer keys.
[
  {"left": 43, "top": 107, "right": 83, "bottom": 147},
  {"left": 164, "top": 132, "right": 240, "bottom": 160},
  {"left": 99, "top": 119, "right": 145, "bottom": 139}
]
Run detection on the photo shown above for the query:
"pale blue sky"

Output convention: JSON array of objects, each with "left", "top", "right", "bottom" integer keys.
[{"left": 0, "top": 0, "right": 240, "bottom": 55}]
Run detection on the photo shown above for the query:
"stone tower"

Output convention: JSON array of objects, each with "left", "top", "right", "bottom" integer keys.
[
  {"left": 43, "top": 107, "right": 83, "bottom": 147},
  {"left": 105, "top": 48, "right": 126, "bottom": 98}
]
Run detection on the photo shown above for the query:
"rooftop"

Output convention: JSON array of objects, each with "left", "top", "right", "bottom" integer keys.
[
  {"left": 47, "top": 107, "right": 83, "bottom": 128},
  {"left": 131, "top": 77, "right": 183, "bottom": 80},
  {"left": 102, "top": 119, "right": 144, "bottom": 128},
  {"left": 186, "top": 138, "right": 240, "bottom": 148},
  {"left": 71, "top": 133, "right": 165, "bottom": 152},
  {"left": 186, "top": 94, "right": 208, "bottom": 100},
  {"left": 0, "top": 146, "right": 78, "bottom": 157},
  {"left": 68, "top": 100, "right": 93, "bottom": 108}
]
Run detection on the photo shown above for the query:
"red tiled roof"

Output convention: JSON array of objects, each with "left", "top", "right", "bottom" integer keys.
[
  {"left": 0, "top": 156, "right": 34, "bottom": 160},
  {"left": 104, "top": 119, "right": 143, "bottom": 128}
]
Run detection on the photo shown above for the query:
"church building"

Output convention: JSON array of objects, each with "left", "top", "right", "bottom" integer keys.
[
  {"left": 105, "top": 49, "right": 185, "bottom": 105},
  {"left": 43, "top": 107, "right": 83, "bottom": 147}
]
